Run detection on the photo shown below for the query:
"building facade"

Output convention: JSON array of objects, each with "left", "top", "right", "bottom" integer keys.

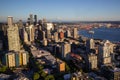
[
  {"left": 73, "top": 27, "right": 78, "bottom": 39},
  {"left": 98, "top": 40, "right": 113, "bottom": 66},
  {"left": 23, "top": 28, "right": 29, "bottom": 43},
  {"left": 7, "top": 24, "right": 20, "bottom": 51},
  {"left": 88, "top": 53, "right": 98, "bottom": 70},
  {"left": 4, "top": 51, "right": 29, "bottom": 67},
  {"left": 62, "top": 43, "right": 71, "bottom": 59},
  {"left": 86, "top": 38, "right": 95, "bottom": 53},
  {"left": 54, "top": 32, "right": 59, "bottom": 42}
]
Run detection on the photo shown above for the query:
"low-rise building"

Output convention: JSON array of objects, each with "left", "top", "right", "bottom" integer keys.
[{"left": 56, "top": 59, "right": 65, "bottom": 72}]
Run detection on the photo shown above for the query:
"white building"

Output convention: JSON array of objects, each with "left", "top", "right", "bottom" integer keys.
[
  {"left": 7, "top": 16, "right": 13, "bottom": 26},
  {"left": 29, "top": 25, "right": 35, "bottom": 42},
  {"left": 88, "top": 53, "right": 97, "bottom": 70},
  {"left": 46, "top": 23, "right": 54, "bottom": 30},
  {"left": 73, "top": 27, "right": 78, "bottom": 39},
  {"left": 66, "top": 30, "right": 71, "bottom": 37},
  {"left": 54, "top": 32, "right": 59, "bottom": 42},
  {"left": 98, "top": 40, "right": 113, "bottom": 65},
  {"left": 86, "top": 38, "right": 95, "bottom": 53},
  {"left": 23, "top": 28, "right": 28, "bottom": 43},
  {"left": 7, "top": 24, "right": 20, "bottom": 51}
]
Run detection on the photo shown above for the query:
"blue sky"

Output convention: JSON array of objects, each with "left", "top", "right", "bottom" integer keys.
[{"left": 0, "top": 0, "right": 120, "bottom": 22}]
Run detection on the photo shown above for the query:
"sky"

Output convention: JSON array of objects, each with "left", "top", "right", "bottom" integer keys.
[{"left": 0, "top": 0, "right": 120, "bottom": 22}]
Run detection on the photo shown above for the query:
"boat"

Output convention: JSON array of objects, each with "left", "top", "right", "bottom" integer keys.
[{"left": 88, "top": 30, "right": 94, "bottom": 34}]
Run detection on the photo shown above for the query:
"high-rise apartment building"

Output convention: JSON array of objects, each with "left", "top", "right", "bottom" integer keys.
[
  {"left": 62, "top": 43, "right": 71, "bottom": 59},
  {"left": 73, "top": 27, "right": 78, "bottom": 39},
  {"left": 45, "top": 23, "right": 54, "bottom": 30},
  {"left": 29, "top": 25, "right": 35, "bottom": 42},
  {"left": 88, "top": 53, "right": 97, "bottom": 70},
  {"left": 54, "top": 45, "right": 62, "bottom": 57},
  {"left": 7, "top": 17, "right": 20, "bottom": 51},
  {"left": 66, "top": 30, "right": 71, "bottom": 37},
  {"left": 54, "top": 32, "right": 59, "bottom": 42},
  {"left": 4, "top": 51, "right": 29, "bottom": 67},
  {"left": 7, "top": 16, "right": 13, "bottom": 26},
  {"left": 30, "top": 14, "right": 33, "bottom": 25},
  {"left": 18, "top": 20, "right": 23, "bottom": 28},
  {"left": 86, "top": 38, "right": 95, "bottom": 53},
  {"left": 98, "top": 40, "right": 113, "bottom": 65},
  {"left": 42, "top": 31, "right": 46, "bottom": 40},
  {"left": 23, "top": 28, "right": 28, "bottom": 43},
  {"left": 46, "top": 30, "right": 51, "bottom": 39},
  {"left": 5, "top": 52, "right": 16, "bottom": 67}
]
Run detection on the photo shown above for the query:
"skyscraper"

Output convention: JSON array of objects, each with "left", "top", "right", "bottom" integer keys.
[
  {"left": 73, "top": 27, "right": 78, "bottom": 39},
  {"left": 62, "top": 42, "right": 71, "bottom": 59},
  {"left": 88, "top": 53, "right": 97, "bottom": 70},
  {"left": 86, "top": 38, "right": 95, "bottom": 53},
  {"left": 34, "top": 15, "right": 37, "bottom": 25},
  {"left": 66, "top": 30, "right": 71, "bottom": 37},
  {"left": 18, "top": 20, "right": 23, "bottom": 28},
  {"left": 7, "top": 17, "right": 20, "bottom": 51},
  {"left": 29, "top": 25, "right": 35, "bottom": 42},
  {"left": 7, "top": 16, "right": 13, "bottom": 26},
  {"left": 46, "top": 30, "right": 51, "bottom": 39},
  {"left": 23, "top": 28, "right": 28, "bottom": 43},
  {"left": 43, "top": 31, "right": 46, "bottom": 40},
  {"left": 98, "top": 40, "right": 113, "bottom": 65},
  {"left": 54, "top": 32, "right": 59, "bottom": 42},
  {"left": 30, "top": 14, "right": 33, "bottom": 25}
]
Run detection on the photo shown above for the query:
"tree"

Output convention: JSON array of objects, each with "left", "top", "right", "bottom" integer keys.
[
  {"left": 45, "top": 75, "right": 55, "bottom": 80},
  {"left": 65, "top": 63, "right": 70, "bottom": 73},
  {"left": 33, "top": 72, "right": 40, "bottom": 80},
  {"left": 0, "top": 66, "right": 8, "bottom": 73},
  {"left": 41, "top": 71, "right": 47, "bottom": 78},
  {"left": 0, "top": 60, "right": 1, "bottom": 65},
  {"left": 38, "top": 65, "right": 44, "bottom": 71}
]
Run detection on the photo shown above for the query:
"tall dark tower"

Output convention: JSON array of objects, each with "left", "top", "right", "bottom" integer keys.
[{"left": 34, "top": 15, "right": 37, "bottom": 25}]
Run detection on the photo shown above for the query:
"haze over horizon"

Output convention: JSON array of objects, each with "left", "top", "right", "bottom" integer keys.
[{"left": 0, "top": 0, "right": 120, "bottom": 22}]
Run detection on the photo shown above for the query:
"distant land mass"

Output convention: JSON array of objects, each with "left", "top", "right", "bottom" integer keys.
[{"left": 52, "top": 21, "right": 120, "bottom": 24}]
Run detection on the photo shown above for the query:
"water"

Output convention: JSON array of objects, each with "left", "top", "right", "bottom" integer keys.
[{"left": 79, "top": 27, "right": 120, "bottom": 42}]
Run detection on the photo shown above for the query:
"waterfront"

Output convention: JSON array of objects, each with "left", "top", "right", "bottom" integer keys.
[{"left": 79, "top": 27, "right": 120, "bottom": 42}]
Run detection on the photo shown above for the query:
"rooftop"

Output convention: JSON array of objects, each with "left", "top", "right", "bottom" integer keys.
[{"left": 0, "top": 74, "right": 11, "bottom": 80}]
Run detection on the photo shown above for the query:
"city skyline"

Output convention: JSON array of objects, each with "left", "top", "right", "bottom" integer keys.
[
  {"left": 0, "top": 0, "right": 120, "bottom": 22},
  {"left": 0, "top": 7, "right": 120, "bottom": 80}
]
